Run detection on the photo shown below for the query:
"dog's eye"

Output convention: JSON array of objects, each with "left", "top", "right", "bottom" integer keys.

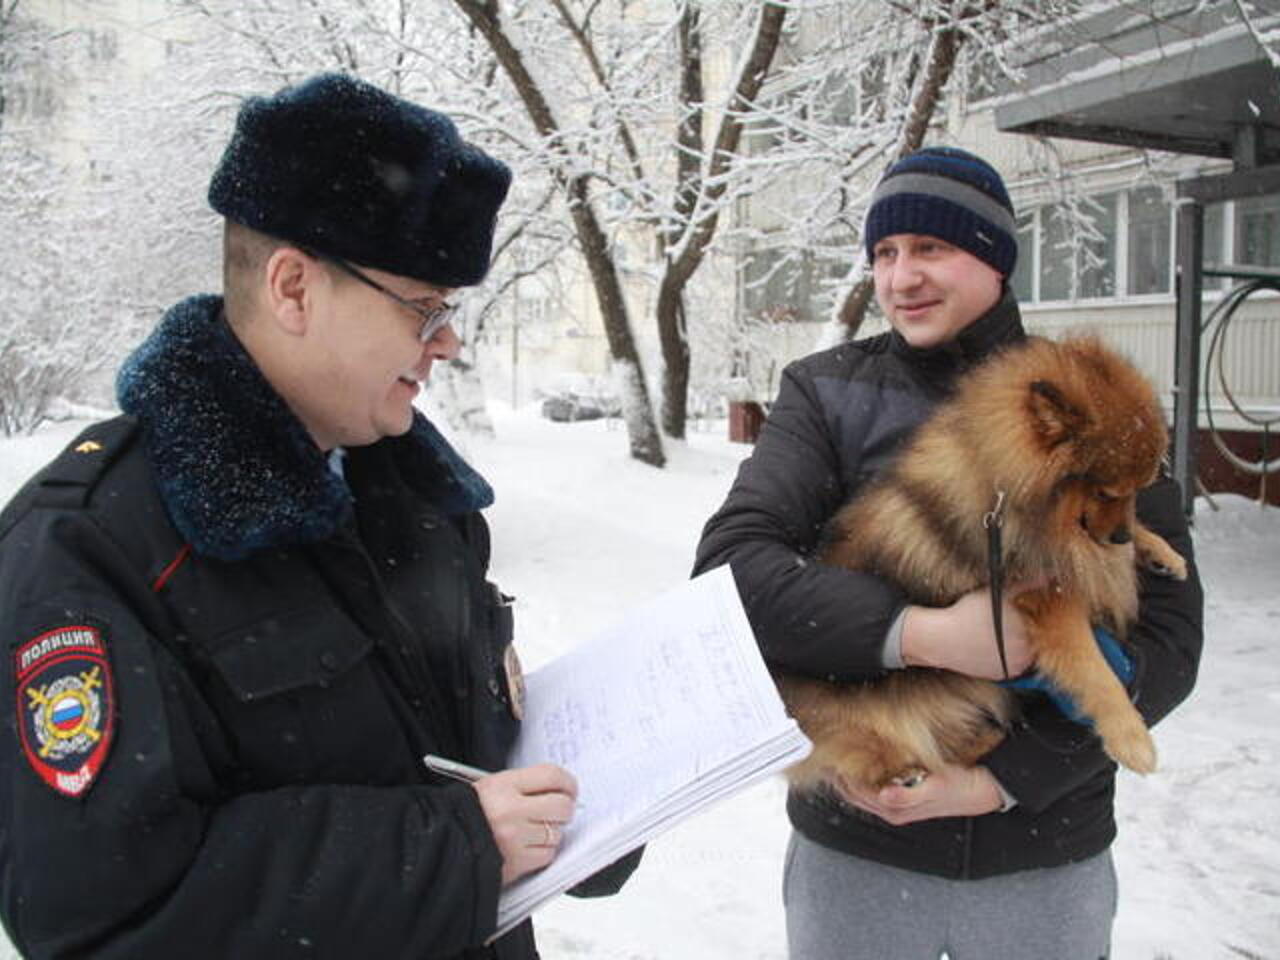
[{"left": 1095, "top": 489, "right": 1119, "bottom": 503}]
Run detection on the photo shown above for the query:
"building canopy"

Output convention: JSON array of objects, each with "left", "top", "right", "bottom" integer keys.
[{"left": 995, "top": 1, "right": 1280, "bottom": 165}]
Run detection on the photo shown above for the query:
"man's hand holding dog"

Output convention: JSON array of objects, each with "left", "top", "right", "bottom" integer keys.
[
  {"left": 836, "top": 763, "right": 1004, "bottom": 824},
  {"left": 901, "top": 584, "right": 1039, "bottom": 679}
]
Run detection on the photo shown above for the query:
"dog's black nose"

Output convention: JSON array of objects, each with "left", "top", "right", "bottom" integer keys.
[{"left": 1109, "top": 527, "right": 1132, "bottom": 545}]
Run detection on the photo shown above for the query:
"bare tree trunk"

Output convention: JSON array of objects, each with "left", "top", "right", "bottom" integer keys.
[
  {"left": 654, "top": 3, "right": 703, "bottom": 440},
  {"left": 836, "top": 276, "right": 877, "bottom": 333},
  {"left": 666, "top": 3, "right": 704, "bottom": 254},
  {"left": 453, "top": 0, "right": 665, "bottom": 467},
  {"left": 656, "top": 0, "right": 787, "bottom": 438},
  {"left": 836, "top": 13, "right": 965, "bottom": 339},
  {"left": 0, "top": 0, "right": 26, "bottom": 136},
  {"left": 539, "top": 0, "right": 786, "bottom": 440},
  {"left": 440, "top": 357, "right": 495, "bottom": 438}
]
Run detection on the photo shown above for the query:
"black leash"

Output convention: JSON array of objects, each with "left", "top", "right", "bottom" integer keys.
[{"left": 983, "top": 490, "right": 1010, "bottom": 680}]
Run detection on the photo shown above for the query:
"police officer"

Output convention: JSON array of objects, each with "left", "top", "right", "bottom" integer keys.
[{"left": 0, "top": 73, "right": 633, "bottom": 958}]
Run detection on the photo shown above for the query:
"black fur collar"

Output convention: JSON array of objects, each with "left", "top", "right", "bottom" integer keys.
[{"left": 116, "top": 294, "right": 492, "bottom": 561}]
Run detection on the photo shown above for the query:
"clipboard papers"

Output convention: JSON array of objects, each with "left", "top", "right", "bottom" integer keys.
[{"left": 495, "top": 566, "right": 810, "bottom": 937}]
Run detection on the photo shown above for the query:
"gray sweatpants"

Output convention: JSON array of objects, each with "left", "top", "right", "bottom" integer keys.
[{"left": 783, "top": 831, "right": 1116, "bottom": 960}]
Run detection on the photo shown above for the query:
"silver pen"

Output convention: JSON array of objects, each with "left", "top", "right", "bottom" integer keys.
[
  {"left": 423, "top": 753, "right": 492, "bottom": 783},
  {"left": 427, "top": 754, "right": 588, "bottom": 813}
]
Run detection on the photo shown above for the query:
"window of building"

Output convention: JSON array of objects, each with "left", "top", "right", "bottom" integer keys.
[
  {"left": 819, "top": 69, "right": 859, "bottom": 127},
  {"left": 522, "top": 296, "right": 549, "bottom": 326},
  {"left": 6, "top": 81, "right": 58, "bottom": 119},
  {"left": 1237, "top": 194, "right": 1280, "bottom": 267},
  {"left": 741, "top": 242, "right": 852, "bottom": 324},
  {"left": 746, "top": 85, "right": 803, "bottom": 154},
  {"left": 1011, "top": 213, "right": 1035, "bottom": 303},
  {"left": 858, "top": 54, "right": 888, "bottom": 122},
  {"left": 88, "top": 28, "right": 119, "bottom": 62},
  {"left": 1038, "top": 204, "right": 1074, "bottom": 301},
  {"left": 1127, "top": 186, "right": 1171, "bottom": 295},
  {"left": 1203, "top": 202, "right": 1227, "bottom": 290},
  {"left": 742, "top": 248, "right": 812, "bottom": 323},
  {"left": 962, "top": 49, "right": 1002, "bottom": 105},
  {"left": 1077, "top": 193, "right": 1118, "bottom": 298},
  {"left": 1016, "top": 186, "right": 1275, "bottom": 304}
]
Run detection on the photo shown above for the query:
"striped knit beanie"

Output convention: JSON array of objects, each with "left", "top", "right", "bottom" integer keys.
[{"left": 863, "top": 146, "right": 1017, "bottom": 276}]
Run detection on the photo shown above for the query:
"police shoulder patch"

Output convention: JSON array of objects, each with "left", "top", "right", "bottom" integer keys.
[{"left": 14, "top": 624, "right": 116, "bottom": 799}]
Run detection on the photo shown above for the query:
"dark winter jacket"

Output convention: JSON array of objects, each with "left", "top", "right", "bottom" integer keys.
[
  {"left": 0, "top": 296, "right": 632, "bottom": 958},
  {"left": 694, "top": 291, "right": 1204, "bottom": 879}
]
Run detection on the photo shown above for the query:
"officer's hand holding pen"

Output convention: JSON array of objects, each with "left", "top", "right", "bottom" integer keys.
[{"left": 426, "top": 754, "right": 578, "bottom": 887}]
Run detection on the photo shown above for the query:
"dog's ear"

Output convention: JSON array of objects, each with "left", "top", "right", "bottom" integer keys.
[{"left": 1028, "top": 379, "right": 1087, "bottom": 447}]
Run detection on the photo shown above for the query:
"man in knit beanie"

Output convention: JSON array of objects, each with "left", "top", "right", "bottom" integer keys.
[
  {"left": 862, "top": 145, "right": 1018, "bottom": 349},
  {"left": 696, "top": 144, "right": 1200, "bottom": 959},
  {"left": 864, "top": 146, "right": 1018, "bottom": 274}
]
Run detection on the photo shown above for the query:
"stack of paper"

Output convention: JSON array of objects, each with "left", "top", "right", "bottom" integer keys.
[{"left": 495, "top": 565, "right": 811, "bottom": 937}]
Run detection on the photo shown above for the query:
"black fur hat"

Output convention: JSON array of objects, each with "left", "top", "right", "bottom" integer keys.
[{"left": 208, "top": 72, "right": 511, "bottom": 287}]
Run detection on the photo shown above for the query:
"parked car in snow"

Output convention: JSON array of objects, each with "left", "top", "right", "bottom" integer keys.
[{"left": 538, "top": 375, "right": 622, "bottom": 423}]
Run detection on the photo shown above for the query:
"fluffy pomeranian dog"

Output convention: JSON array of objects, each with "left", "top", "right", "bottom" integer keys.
[{"left": 778, "top": 335, "right": 1188, "bottom": 793}]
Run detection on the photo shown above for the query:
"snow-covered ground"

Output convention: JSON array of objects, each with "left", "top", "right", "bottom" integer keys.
[{"left": 1, "top": 407, "right": 1277, "bottom": 959}]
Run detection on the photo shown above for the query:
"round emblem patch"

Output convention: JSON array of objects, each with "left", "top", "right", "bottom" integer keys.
[{"left": 15, "top": 625, "right": 116, "bottom": 799}]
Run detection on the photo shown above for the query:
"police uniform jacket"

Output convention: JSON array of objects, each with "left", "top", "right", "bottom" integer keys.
[
  {"left": 0, "top": 296, "right": 565, "bottom": 958},
  {"left": 693, "top": 290, "right": 1204, "bottom": 879}
]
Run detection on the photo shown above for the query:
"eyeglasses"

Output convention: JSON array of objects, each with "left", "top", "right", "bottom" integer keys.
[{"left": 315, "top": 253, "right": 460, "bottom": 343}]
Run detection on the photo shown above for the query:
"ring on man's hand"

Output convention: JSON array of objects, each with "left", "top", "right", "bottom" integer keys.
[{"left": 537, "top": 820, "right": 555, "bottom": 847}]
